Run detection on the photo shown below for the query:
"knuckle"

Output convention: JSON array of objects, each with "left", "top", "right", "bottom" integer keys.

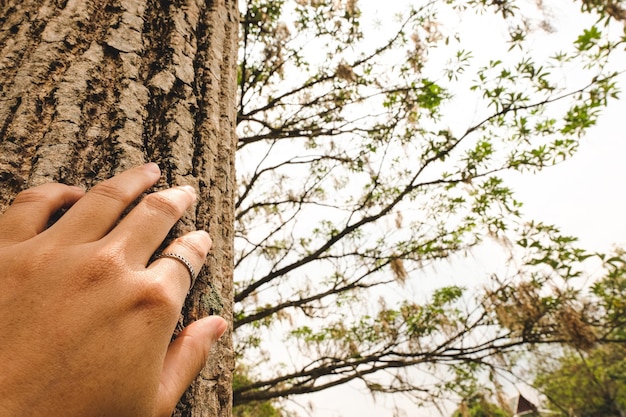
[
  {"left": 176, "top": 235, "right": 209, "bottom": 260},
  {"left": 134, "top": 276, "right": 179, "bottom": 312},
  {"left": 5, "top": 246, "right": 54, "bottom": 284},
  {"left": 142, "top": 192, "right": 181, "bottom": 220},
  {"left": 12, "top": 186, "right": 53, "bottom": 206},
  {"left": 73, "top": 244, "right": 125, "bottom": 287},
  {"left": 89, "top": 181, "right": 133, "bottom": 205}
]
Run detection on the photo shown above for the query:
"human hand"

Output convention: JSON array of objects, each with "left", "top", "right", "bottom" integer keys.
[{"left": 0, "top": 163, "right": 227, "bottom": 417}]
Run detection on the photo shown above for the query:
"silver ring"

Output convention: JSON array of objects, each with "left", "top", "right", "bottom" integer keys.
[{"left": 156, "top": 252, "right": 197, "bottom": 291}]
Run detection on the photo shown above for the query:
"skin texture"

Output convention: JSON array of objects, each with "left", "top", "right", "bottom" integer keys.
[{"left": 0, "top": 163, "right": 228, "bottom": 417}]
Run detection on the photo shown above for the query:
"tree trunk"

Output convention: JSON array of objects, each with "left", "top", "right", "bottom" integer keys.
[{"left": 0, "top": 1, "right": 238, "bottom": 416}]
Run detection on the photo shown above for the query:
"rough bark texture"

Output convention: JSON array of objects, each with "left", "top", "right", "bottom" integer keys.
[{"left": 0, "top": 1, "right": 238, "bottom": 416}]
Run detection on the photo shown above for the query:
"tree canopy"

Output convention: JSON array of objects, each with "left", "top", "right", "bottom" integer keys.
[
  {"left": 232, "top": 0, "right": 626, "bottom": 414},
  {"left": 451, "top": 392, "right": 512, "bottom": 417},
  {"left": 533, "top": 253, "right": 626, "bottom": 417},
  {"left": 536, "top": 344, "right": 626, "bottom": 417}
]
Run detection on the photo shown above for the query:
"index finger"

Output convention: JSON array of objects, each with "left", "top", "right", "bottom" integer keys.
[
  {"left": 48, "top": 163, "right": 162, "bottom": 243},
  {"left": 0, "top": 183, "right": 85, "bottom": 245}
]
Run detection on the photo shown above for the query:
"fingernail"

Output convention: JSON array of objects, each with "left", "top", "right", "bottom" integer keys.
[
  {"left": 178, "top": 185, "right": 197, "bottom": 201},
  {"left": 193, "top": 229, "right": 210, "bottom": 238},
  {"left": 212, "top": 317, "right": 228, "bottom": 342},
  {"left": 143, "top": 162, "right": 161, "bottom": 175},
  {"left": 189, "top": 230, "right": 212, "bottom": 245}
]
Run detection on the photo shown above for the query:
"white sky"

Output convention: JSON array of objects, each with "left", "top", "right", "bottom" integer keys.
[
  {"left": 514, "top": 97, "right": 626, "bottom": 253},
  {"left": 285, "top": 1, "right": 626, "bottom": 416}
]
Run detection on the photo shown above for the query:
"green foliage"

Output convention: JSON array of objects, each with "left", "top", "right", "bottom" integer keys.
[
  {"left": 592, "top": 249, "right": 626, "bottom": 338},
  {"left": 530, "top": 251, "right": 626, "bottom": 416},
  {"left": 451, "top": 393, "right": 512, "bottom": 417},
  {"left": 233, "top": 401, "right": 285, "bottom": 417},
  {"left": 233, "top": 370, "right": 290, "bottom": 417},
  {"left": 535, "top": 345, "right": 626, "bottom": 417},
  {"left": 287, "top": 285, "right": 465, "bottom": 349}
]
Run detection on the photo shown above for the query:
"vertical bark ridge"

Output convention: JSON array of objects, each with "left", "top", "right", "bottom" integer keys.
[
  {"left": 140, "top": 0, "right": 203, "bottom": 250},
  {"left": 211, "top": 4, "right": 238, "bottom": 412},
  {"left": 0, "top": 0, "right": 114, "bottom": 198},
  {"left": 99, "top": 0, "right": 150, "bottom": 174},
  {"left": 177, "top": 2, "right": 238, "bottom": 416}
]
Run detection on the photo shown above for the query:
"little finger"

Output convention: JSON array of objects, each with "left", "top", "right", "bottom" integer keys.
[{"left": 155, "top": 316, "right": 228, "bottom": 417}]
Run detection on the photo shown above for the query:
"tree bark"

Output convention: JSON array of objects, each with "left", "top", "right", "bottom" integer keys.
[{"left": 0, "top": 1, "right": 238, "bottom": 416}]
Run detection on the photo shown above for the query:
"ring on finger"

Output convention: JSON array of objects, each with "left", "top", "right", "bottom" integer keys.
[{"left": 155, "top": 252, "right": 198, "bottom": 291}]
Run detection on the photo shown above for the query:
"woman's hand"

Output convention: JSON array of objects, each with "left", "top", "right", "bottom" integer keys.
[{"left": 0, "top": 163, "right": 227, "bottom": 417}]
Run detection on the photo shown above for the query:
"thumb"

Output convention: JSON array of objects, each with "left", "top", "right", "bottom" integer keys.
[{"left": 155, "top": 316, "right": 228, "bottom": 416}]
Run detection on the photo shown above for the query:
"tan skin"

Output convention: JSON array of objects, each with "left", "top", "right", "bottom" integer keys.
[{"left": 0, "top": 163, "right": 227, "bottom": 417}]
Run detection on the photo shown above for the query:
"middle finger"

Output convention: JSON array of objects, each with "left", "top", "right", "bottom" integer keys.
[
  {"left": 49, "top": 164, "right": 162, "bottom": 243},
  {"left": 103, "top": 185, "right": 197, "bottom": 264}
]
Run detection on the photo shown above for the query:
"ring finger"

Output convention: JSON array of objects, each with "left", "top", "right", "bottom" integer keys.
[{"left": 148, "top": 230, "right": 212, "bottom": 300}]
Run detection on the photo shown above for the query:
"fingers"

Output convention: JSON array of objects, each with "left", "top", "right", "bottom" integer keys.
[
  {"left": 147, "top": 230, "right": 212, "bottom": 300},
  {"left": 49, "top": 163, "right": 162, "bottom": 243},
  {"left": 155, "top": 316, "right": 228, "bottom": 417},
  {"left": 0, "top": 183, "right": 85, "bottom": 244},
  {"left": 107, "top": 185, "right": 199, "bottom": 262}
]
